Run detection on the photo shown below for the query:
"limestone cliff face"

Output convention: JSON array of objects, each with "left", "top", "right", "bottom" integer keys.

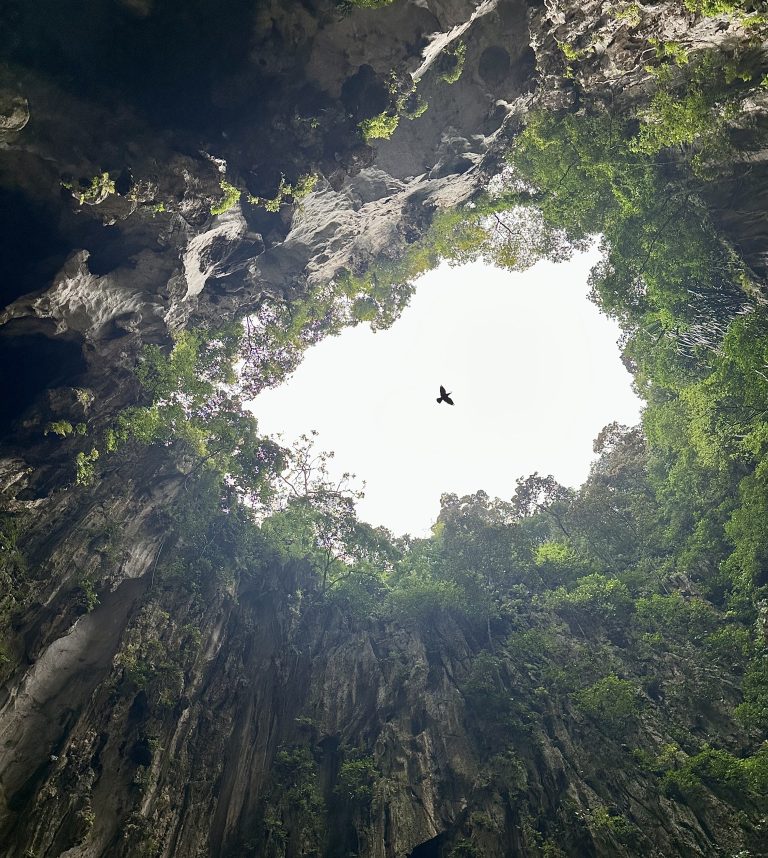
[
  {"left": 1, "top": 0, "right": 768, "bottom": 856},
  {"left": 0, "top": 497, "right": 758, "bottom": 857}
]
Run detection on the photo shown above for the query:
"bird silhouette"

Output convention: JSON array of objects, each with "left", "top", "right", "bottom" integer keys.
[{"left": 436, "top": 385, "right": 454, "bottom": 405}]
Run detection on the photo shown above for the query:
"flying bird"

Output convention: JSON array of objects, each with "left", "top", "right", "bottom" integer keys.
[{"left": 436, "top": 385, "right": 454, "bottom": 405}]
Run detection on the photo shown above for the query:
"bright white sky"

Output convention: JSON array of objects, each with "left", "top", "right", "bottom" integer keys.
[{"left": 251, "top": 250, "right": 643, "bottom": 537}]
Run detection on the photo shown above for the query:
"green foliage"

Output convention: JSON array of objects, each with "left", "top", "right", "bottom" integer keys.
[
  {"left": 649, "top": 38, "right": 690, "bottom": 66},
  {"left": 534, "top": 541, "right": 592, "bottom": 587},
  {"left": 384, "top": 575, "right": 467, "bottom": 621},
  {"left": 359, "top": 73, "right": 430, "bottom": 140},
  {"left": 519, "top": 814, "right": 567, "bottom": 857},
  {"left": 503, "top": 108, "right": 768, "bottom": 652},
  {"left": 449, "top": 839, "right": 480, "bottom": 858},
  {"left": 568, "top": 425, "right": 659, "bottom": 571},
  {"left": 705, "top": 624, "right": 752, "bottom": 662},
  {"left": 573, "top": 675, "right": 641, "bottom": 731},
  {"left": 45, "top": 420, "right": 74, "bottom": 437},
  {"left": 633, "top": 742, "right": 685, "bottom": 773},
  {"left": 335, "top": 756, "right": 378, "bottom": 804},
  {"left": 260, "top": 433, "right": 395, "bottom": 590},
  {"left": 75, "top": 448, "right": 100, "bottom": 486},
  {"left": 683, "top": 0, "right": 751, "bottom": 15},
  {"left": 273, "top": 746, "right": 324, "bottom": 813},
  {"left": 248, "top": 173, "right": 318, "bottom": 211},
  {"left": 742, "top": 743, "right": 768, "bottom": 793},
  {"left": 634, "top": 593, "right": 718, "bottom": 642},
  {"left": 45, "top": 52, "right": 768, "bottom": 848},
  {"left": 559, "top": 41, "right": 590, "bottom": 62},
  {"left": 114, "top": 604, "right": 202, "bottom": 709},
  {"left": 735, "top": 655, "right": 768, "bottom": 729},
  {"left": 475, "top": 749, "right": 528, "bottom": 798},
  {"left": 633, "top": 84, "right": 732, "bottom": 160},
  {"left": 73, "top": 387, "right": 94, "bottom": 408},
  {"left": 637, "top": 305, "right": 768, "bottom": 613},
  {"left": 402, "top": 96, "right": 428, "bottom": 120},
  {"left": 659, "top": 744, "right": 768, "bottom": 804},
  {"left": 535, "top": 541, "right": 574, "bottom": 566},
  {"left": 122, "top": 812, "right": 160, "bottom": 855},
  {"left": 75, "top": 171, "right": 115, "bottom": 205},
  {"left": 75, "top": 571, "right": 100, "bottom": 612},
  {"left": 104, "top": 327, "right": 284, "bottom": 501},
  {"left": 401, "top": 490, "right": 536, "bottom": 618},
  {"left": 632, "top": 48, "right": 759, "bottom": 168},
  {"left": 439, "top": 42, "right": 467, "bottom": 84},
  {"left": 588, "top": 805, "right": 638, "bottom": 844},
  {"left": 504, "top": 628, "right": 560, "bottom": 667},
  {"left": 210, "top": 180, "right": 241, "bottom": 215},
  {"left": 155, "top": 473, "right": 273, "bottom": 599},
  {"left": 724, "top": 464, "right": 768, "bottom": 605},
  {"left": 116, "top": 621, "right": 185, "bottom": 707},
  {"left": 259, "top": 745, "right": 325, "bottom": 856},
  {"left": 322, "top": 564, "right": 389, "bottom": 619},
  {"left": 543, "top": 574, "right": 634, "bottom": 630},
  {"left": 613, "top": 3, "right": 642, "bottom": 26},
  {"left": 291, "top": 173, "right": 319, "bottom": 200},
  {"left": 461, "top": 653, "right": 535, "bottom": 738},
  {"left": 360, "top": 111, "right": 400, "bottom": 140},
  {"left": 509, "top": 110, "right": 746, "bottom": 334},
  {"left": 462, "top": 654, "right": 512, "bottom": 722}
]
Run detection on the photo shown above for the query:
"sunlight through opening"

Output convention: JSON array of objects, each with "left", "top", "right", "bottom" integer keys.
[{"left": 250, "top": 250, "right": 642, "bottom": 536}]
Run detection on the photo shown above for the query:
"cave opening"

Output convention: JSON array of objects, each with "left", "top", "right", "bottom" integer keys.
[
  {"left": 0, "top": 189, "right": 72, "bottom": 308},
  {"left": 251, "top": 253, "right": 641, "bottom": 537},
  {"left": 0, "top": 324, "right": 87, "bottom": 435},
  {"left": 341, "top": 65, "right": 391, "bottom": 121},
  {"left": 478, "top": 45, "right": 511, "bottom": 85}
]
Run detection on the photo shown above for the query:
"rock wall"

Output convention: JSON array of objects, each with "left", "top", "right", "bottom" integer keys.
[
  {"left": 0, "top": 512, "right": 758, "bottom": 856},
  {"left": 2, "top": 0, "right": 768, "bottom": 855},
  {"left": 0, "top": 0, "right": 530, "bottom": 436}
]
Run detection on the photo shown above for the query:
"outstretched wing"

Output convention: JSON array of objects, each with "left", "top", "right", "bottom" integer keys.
[
  {"left": 439, "top": 385, "right": 448, "bottom": 397},
  {"left": 444, "top": 394, "right": 454, "bottom": 406}
]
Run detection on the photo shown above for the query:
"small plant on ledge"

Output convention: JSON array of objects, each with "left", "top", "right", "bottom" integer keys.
[
  {"left": 210, "top": 180, "right": 241, "bottom": 215},
  {"left": 247, "top": 173, "right": 319, "bottom": 211}
]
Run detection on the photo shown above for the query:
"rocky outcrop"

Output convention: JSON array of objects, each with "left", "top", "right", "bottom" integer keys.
[{"left": 0, "top": 0, "right": 531, "bottom": 438}]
